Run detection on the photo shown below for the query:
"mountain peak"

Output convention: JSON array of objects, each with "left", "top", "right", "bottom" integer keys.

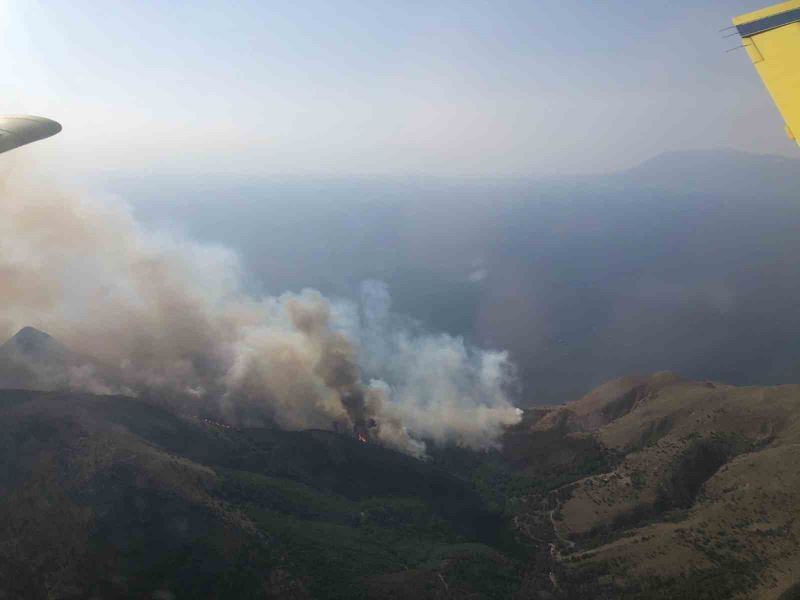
[
  {"left": 12, "top": 326, "right": 52, "bottom": 340},
  {"left": 1, "top": 326, "right": 61, "bottom": 359},
  {"left": 622, "top": 149, "right": 800, "bottom": 186}
]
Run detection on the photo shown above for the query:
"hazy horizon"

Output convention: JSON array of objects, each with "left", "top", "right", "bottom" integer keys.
[{"left": 3, "top": 0, "right": 797, "bottom": 178}]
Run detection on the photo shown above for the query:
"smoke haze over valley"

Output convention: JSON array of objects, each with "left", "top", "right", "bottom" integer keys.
[
  {"left": 10, "top": 148, "right": 797, "bottom": 427},
  {"left": 101, "top": 149, "right": 800, "bottom": 404}
]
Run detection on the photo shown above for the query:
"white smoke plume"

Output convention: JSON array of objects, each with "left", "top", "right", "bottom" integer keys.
[{"left": 0, "top": 166, "right": 521, "bottom": 456}]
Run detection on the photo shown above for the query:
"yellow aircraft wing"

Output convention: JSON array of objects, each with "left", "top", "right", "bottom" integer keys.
[{"left": 733, "top": 1, "right": 800, "bottom": 145}]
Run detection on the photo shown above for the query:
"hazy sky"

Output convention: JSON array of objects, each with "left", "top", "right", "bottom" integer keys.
[{"left": 2, "top": 0, "right": 795, "bottom": 177}]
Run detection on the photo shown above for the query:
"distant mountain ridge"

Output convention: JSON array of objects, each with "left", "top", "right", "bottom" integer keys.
[{"left": 618, "top": 149, "right": 800, "bottom": 197}]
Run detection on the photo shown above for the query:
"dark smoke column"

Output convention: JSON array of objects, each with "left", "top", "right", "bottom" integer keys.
[{"left": 0, "top": 116, "right": 62, "bottom": 155}]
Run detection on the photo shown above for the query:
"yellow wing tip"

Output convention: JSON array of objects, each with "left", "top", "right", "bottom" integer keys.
[{"left": 733, "top": 0, "right": 800, "bottom": 26}]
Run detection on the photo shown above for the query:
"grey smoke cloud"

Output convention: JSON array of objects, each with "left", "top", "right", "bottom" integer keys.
[
  {"left": 0, "top": 166, "right": 520, "bottom": 456},
  {"left": 352, "top": 281, "right": 521, "bottom": 453}
]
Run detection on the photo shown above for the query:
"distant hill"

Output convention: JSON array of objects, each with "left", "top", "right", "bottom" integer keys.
[
  {"left": 0, "top": 327, "right": 77, "bottom": 390},
  {"left": 0, "top": 327, "right": 118, "bottom": 394},
  {"left": 620, "top": 149, "right": 800, "bottom": 197}
]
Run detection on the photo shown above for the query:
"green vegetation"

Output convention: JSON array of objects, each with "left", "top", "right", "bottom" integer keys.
[
  {"left": 630, "top": 559, "right": 766, "bottom": 600},
  {"left": 0, "top": 391, "right": 530, "bottom": 599},
  {"left": 217, "top": 467, "right": 524, "bottom": 598},
  {"left": 564, "top": 555, "right": 767, "bottom": 600}
]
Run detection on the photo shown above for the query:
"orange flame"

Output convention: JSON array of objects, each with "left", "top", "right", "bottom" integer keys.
[{"left": 357, "top": 432, "right": 368, "bottom": 443}]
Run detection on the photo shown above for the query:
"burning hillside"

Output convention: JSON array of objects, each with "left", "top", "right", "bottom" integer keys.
[{"left": 0, "top": 166, "right": 521, "bottom": 457}]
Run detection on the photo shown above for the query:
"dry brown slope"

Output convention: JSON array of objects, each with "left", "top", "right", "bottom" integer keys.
[{"left": 533, "top": 374, "right": 800, "bottom": 599}]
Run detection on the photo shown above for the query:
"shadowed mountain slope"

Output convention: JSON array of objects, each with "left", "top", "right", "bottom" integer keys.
[{"left": 0, "top": 389, "right": 528, "bottom": 600}]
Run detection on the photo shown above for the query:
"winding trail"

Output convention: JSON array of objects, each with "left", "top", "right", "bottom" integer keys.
[
  {"left": 547, "top": 498, "right": 576, "bottom": 591},
  {"left": 548, "top": 501, "right": 576, "bottom": 553}
]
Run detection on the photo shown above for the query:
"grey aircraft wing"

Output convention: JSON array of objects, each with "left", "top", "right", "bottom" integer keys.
[{"left": 0, "top": 115, "right": 62, "bottom": 155}]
